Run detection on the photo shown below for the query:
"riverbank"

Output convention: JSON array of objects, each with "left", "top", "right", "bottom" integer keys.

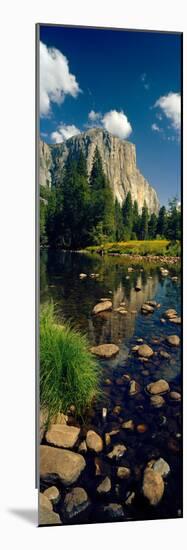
[{"left": 83, "top": 239, "right": 181, "bottom": 260}]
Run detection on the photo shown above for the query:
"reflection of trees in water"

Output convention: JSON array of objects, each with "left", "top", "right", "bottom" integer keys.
[
  {"left": 90, "top": 273, "right": 159, "bottom": 346},
  {"left": 41, "top": 251, "right": 174, "bottom": 345}
]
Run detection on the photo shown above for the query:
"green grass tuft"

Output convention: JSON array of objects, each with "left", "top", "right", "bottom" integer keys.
[{"left": 40, "top": 303, "right": 100, "bottom": 419}]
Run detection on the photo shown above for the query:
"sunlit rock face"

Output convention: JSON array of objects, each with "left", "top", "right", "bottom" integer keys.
[{"left": 39, "top": 128, "right": 159, "bottom": 213}]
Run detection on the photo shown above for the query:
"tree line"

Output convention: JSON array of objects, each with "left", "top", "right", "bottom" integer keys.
[{"left": 40, "top": 147, "right": 181, "bottom": 248}]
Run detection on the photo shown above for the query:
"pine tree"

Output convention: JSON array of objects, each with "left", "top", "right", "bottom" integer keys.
[
  {"left": 148, "top": 213, "right": 158, "bottom": 239},
  {"left": 166, "top": 197, "right": 181, "bottom": 240},
  {"left": 114, "top": 199, "right": 124, "bottom": 241},
  {"left": 132, "top": 200, "right": 140, "bottom": 239},
  {"left": 90, "top": 147, "right": 115, "bottom": 241},
  {"left": 157, "top": 206, "right": 167, "bottom": 237},
  {"left": 140, "top": 201, "right": 149, "bottom": 240},
  {"left": 122, "top": 191, "right": 133, "bottom": 240},
  {"left": 62, "top": 152, "right": 91, "bottom": 248}
]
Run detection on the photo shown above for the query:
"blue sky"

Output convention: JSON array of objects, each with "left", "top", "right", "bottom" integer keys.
[{"left": 39, "top": 25, "right": 182, "bottom": 206}]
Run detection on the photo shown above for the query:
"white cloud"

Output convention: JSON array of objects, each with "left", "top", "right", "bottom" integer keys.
[
  {"left": 40, "top": 41, "right": 81, "bottom": 116},
  {"left": 154, "top": 92, "right": 181, "bottom": 130},
  {"left": 88, "top": 110, "right": 101, "bottom": 122},
  {"left": 102, "top": 110, "right": 132, "bottom": 139},
  {"left": 151, "top": 123, "right": 161, "bottom": 132},
  {"left": 51, "top": 124, "right": 80, "bottom": 143}
]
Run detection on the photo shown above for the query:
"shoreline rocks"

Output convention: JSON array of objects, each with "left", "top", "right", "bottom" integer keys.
[
  {"left": 40, "top": 445, "right": 86, "bottom": 485},
  {"left": 46, "top": 424, "right": 80, "bottom": 449}
]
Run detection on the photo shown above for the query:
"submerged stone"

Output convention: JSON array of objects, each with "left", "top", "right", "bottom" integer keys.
[
  {"left": 142, "top": 467, "right": 164, "bottom": 506},
  {"left": 97, "top": 476, "right": 111, "bottom": 494},
  {"left": 166, "top": 335, "right": 180, "bottom": 346},
  {"left": 147, "top": 379, "right": 170, "bottom": 395},
  {"left": 86, "top": 430, "right": 103, "bottom": 452},
  {"left": 138, "top": 344, "right": 154, "bottom": 358},
  {"left": 90, "top": 343, "right": 119, "bottom": 358},
  {"left": 92, "top": 300, "right": 112, "bottom": 315},
  {"left": 63, "top": 487, "right": 89, "bottom": 521}
]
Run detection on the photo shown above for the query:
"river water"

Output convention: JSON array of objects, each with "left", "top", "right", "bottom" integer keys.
[{"left": 40, "top": 250, "right": 182, "bottom": 522}]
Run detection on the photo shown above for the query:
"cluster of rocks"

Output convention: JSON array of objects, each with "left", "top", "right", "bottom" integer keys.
[
  {"left": 39, "top": 344, "right": 181, "bottom": 525},
  {"left": 39, "top": 280, "right": 181, "bottom": 525}
]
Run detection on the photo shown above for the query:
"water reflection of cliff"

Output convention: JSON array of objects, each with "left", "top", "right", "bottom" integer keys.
[
  {"left": 41, "top": 250, "right": 160, "bottom": 347},
  {"left": 90, "top": 274, "right": 158, "bottom": 346}
]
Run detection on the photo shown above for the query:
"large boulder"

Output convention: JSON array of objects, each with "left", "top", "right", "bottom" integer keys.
[
  {"left": 143, "top": 467, "right": 164, "bottom": 506},
  {"left": 40, "top": 445, "right": 86, "bottom": 486},
  {"left": 146, "top": 379, "right": 170, "bottom": 395},
  {"left": 92, "top": 300, "right": 112, "bottom": 315},
  {"left": 86, "top": 430, "right": 103, "bottom": 452},
  {"left": 90, "top": 343, "right": 119, "bottom": 358},
  {"left": 46, "top": 424, "right": 80, "bottom": 449}
]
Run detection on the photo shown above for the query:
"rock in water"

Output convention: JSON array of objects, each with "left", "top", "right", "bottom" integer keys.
[
  {"left": 92, "top": 300, "right": 112, "bottom": 315},
  {"left": 43, "top": 486, "right": 60, "bottom": 504},
  {"left": 63, "top": 487, "right": 89, "bottom": 521},
  {"left": 141, "top": 304, "right": 154, "bottom": 314},
  {"left": 138, "top": 344, "right": 154, "bottom": 358},
  {"left": 143, "top": 467, "right": 164, "bottom": 506},
  {"left": 152, "top": 458, "right": 170, "bottom": 478},
  {"left": 107, "top": 444, "right": 127, "bottom": 459},
  {"left": 147, "top": 379, "right": 170, "bottom": 395},
  {"left": 169, "top": 391, "right": 181, "bottom": 402},
  {"left": 45, "top": 424, "right": 80, "bottom": 449},
  {"left": 117, "top": 467, "right": 131, "bottom": 479},
  {"left": 97, "top": 476, "right": 111, "bottom": 494},
  {"left": 39, "top": 492, "right": 53, "bottom": 511},
  {"left": 90, "top": 343, "right": 119, "bottom": 358},
  {"left": 164, "top": 309, "right": 177, "bottom": 319},
  {"left": 166, "top": 335, "right": 180, "bottom": 346},
  {"left": 86, "top": 430, "right": 103, "bottom": 452},
  {"left": 150, "top": 395, "right": 165, "bottom": 408},
  {"left": 39, "top": 508, "right": 61, "bottom": 525},
  {"left": 102, "top": 503, "right": 125, "bottom": 520},
  {"left": 40, "top": 129, "right": 159, "bottom": 213},
  {"left": 40, "top": 445, "right": 86, "bottom": 486}
]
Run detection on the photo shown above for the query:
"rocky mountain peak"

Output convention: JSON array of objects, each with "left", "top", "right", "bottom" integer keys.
[{"left": 40, "top": 128, "right": 160, "bottom": 214}]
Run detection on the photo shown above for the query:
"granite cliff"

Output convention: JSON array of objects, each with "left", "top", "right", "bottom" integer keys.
[{"left": 40, "top": 128, "right": 159, "bottom": 213}]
